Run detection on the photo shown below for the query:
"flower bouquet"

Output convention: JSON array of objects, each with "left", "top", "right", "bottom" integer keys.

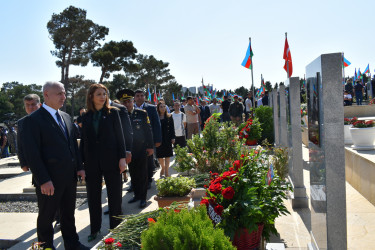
[
  {"left": 352, "top": 120, "right": 375, "bottom": 128},
  {"left": 238, "top": 118, "right": 262, "bottom": 146},
  {"left": 200, "top": 149, "right": 291, "bottom": 247},
  {"left": 344, "top": 117, "right": 358, "bottom": 125}
]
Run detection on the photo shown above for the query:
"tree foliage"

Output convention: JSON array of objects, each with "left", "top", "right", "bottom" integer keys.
[
  {"left": 104, "top": 74, "right": 135, "bottom": 100},
  {"left": 91, "top": 40, "right": 137, "bottom": 83},
  {"left": 0, "top": 82, "right": 42, "bottom": 120},
  {"left": 47, "top": 5, "right": 108, "bottom": 110},
  {"left": 130, "top": 54, "right": 175, "bottom": 90},
  {"left": 64, "top": 76, "right": 94, "bottom": 118},
  {"left": 234, "top": 86, "right": 249, "bottom": 98}
]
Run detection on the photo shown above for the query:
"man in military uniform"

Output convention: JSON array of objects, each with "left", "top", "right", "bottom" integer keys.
[{"left": 116, "top": 89, "right": 154, "bottom": 208}]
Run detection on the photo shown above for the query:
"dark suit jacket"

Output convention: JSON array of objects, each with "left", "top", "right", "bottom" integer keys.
[
  {"left": 16, "top": 116, "right": 27, "bottom": 167},
  {"left": 200, "top": 105, "right": 211, "bottom": 121},
  {"left": 111, "top": 102, "right": 133, "bottom": 152},
  {"left": 23, "top": 107, "right": 83, "bottom": 187},
  {"left": 142, "top": 103, "right": 162, "bottom": 144},
  {"left": 80, "top": 108, "right": 126, "bottom": 173}
]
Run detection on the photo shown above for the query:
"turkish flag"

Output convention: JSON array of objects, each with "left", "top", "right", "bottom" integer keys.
[{"left": 283, "top": 37, "right": 293, "bottom": 77}]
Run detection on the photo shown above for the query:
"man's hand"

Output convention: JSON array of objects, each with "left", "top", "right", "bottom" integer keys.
[
  {"left": 171, "top": 139, "right": 175, "bottom": 144},
  {"left": 41, "top": 181, "right": 54, "bottom": 196},
  {"left": 119, "top": 158, "right": 127, "bottom": 173},
  {"left": 126, "top": 152, "right": 132, "bottom": 164},
  {"left": 77, "top": 170, "right": 86, "bottom": 182},
  {"left": 155, "top": 142, "right": 161, "bottom": 147},
  {"left": 146, "top": 148, "right": 154, "bottom": 156},
  {"left": 21, "top": 166, "right": 29, "bottom": 172}
]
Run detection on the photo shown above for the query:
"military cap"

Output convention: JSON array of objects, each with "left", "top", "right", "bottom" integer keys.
[{"left": 116, "top": 89, "right": 135, "bottom": 101}]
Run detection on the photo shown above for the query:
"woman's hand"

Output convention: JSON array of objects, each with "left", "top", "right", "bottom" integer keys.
[{"left": 119, "top": 158, "right": 127, "bottom": 174}]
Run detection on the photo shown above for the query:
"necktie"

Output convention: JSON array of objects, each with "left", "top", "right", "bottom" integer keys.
[{"left": 56, "top": 111, "right": 68, "bottom": 139}]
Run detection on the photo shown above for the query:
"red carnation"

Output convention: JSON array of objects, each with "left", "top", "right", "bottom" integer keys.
[
  {"left": 254, "top": 150, "right": 258, "bottom": 154},
  {"left": 246, "top": 128, "right": 250, "bottom": 132},
  {"left": 222, "top": 186, "right": 235, "bottom": 199},
  {"left": 212, "top": 176, "right": 223, "bottom": 184},
  {"left": 233, "top": 160, "right": 241, "bottom": 170},
  {"left": 105, "top": 238, "right": 115, "bottom": 245},
  {"left": 245, "top": 134, "right": 249, "bottom": 139},
  {"left": 214, "top": 205, "right": 224, "bottom": 216},
  {"left": 209, "top": 183, "right": 222, "bottom": 194},
  {"left": 116, "top": 242, "right": 122, "bottom": 247},
  {"left": 200, "top": 199, "right": 209, "bottom": 207},
  {"left": 241, "top": 154, "right": 244, "bottom": 158},
  {"left": 147, "top": 218, "right": 155, "bottom": 223}
]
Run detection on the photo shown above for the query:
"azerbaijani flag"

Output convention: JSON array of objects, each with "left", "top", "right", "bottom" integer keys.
[
  {"left": 364, "top": 64, "right": 370, "bottom": 75},
  {"left": 148, "top": 86, "right": 151, "bottom": 101},
  {"left": 153, "top": 92, "right": 158, "bottom": 104},
  {"left": 241, "top": 42, "right": 254, "bottom": 69},
  {"left": 358, "top": 69, "right": 362, "bottom": 79},
  {"left": 354, "top": 68, "right": 357, "bottom": 81},
  {"left": 343, "top": 57, "right": 351, "bottom": 67}
]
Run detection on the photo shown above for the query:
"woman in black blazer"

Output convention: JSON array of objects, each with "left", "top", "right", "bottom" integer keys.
[
  {"left": 80, "top": 84, "right": 126, "bottom": 241},
  {"left": 156, "top": 102, "right": 175, "bottom": 177}
]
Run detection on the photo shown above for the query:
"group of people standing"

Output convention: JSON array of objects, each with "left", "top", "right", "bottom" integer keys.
[{"left": 16, "top": 81, "right": 270, "bottom": 249}]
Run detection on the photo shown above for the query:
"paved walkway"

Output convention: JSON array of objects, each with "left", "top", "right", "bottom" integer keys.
[{"left": 0, "top": 157, "right": 178, "bottom": 250}]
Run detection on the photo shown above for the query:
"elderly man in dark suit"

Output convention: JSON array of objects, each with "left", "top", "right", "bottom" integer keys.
[
  {"left": 134, "top": 89, "right": 161, "bottom": 189},
  {"left": 23, "top": 81, "right": 88, "bottom": 250}
]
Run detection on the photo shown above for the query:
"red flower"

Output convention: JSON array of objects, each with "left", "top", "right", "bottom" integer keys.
[
  {"left": 241, "top": 154, "right": 245, "bottom": 158},
  {"left": 116, "top": 242, "right": 122, "bottom": 247},
  {"left": 147, "top": 218, "right": 156, "bottom": 223},
  {"left": 233, "top": 160, "right": 241, "bottom": 170},
  {"left": 209, "top": 183, "right": 222, "bottom": 194},
  {"left": 245, "top": 134, "right": 249, "bottom": 139},
  {"left": 212, "top": 176, "right": 223, "bottom": 184},
  {"left": 203, "top": 184, "right": 208, "bottom": 188},
  {"left": 105, "top": 238, "right": 115, "bottom": 245},
  {"left": 222, "top": 186, "right": 235, "bottom": 199},
  {"left": 254, "top": 150, "right": 258, "bottom": 154},
  {"left": 229, "top": 167, "right": 234, "bottom": 171},
  {"left": 245, "top": 140, "right": 251, "bottom": 146},
  {"left": 246, "top": 128, "right": 250, "bottom": 132},
  {"left": 200, "top": 199, "right": 209, "bottom": 207},
  {"left": 214, "top": 205, "right": 224, "bottom": 216}
]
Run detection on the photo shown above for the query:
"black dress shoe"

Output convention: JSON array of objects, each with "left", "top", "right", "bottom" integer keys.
[
  {"left": 128, "top": 197, "right": 139, "bottom": 203},
  {"left": 139, "top": 200, "right": 147, "bottom": 208},
  {"left": 87, "top": 231, "right": 100, "bottom": 242}
]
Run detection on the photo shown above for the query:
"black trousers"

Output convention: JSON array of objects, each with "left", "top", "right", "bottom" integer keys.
[
  {"left": 174, "top": 136, "right": 187, "bottom": 148},
  {"left": 86, "top": 169, "right": 122, "bottom": 234},
  {"left": 147, "top": 154, "right": 155, "bottom": 183},
  {"left": 129, "top": 156, "right": 148, "bottom": 200},
  {"left": 36, "top": 178, "right": 79, "bottom": 250}
]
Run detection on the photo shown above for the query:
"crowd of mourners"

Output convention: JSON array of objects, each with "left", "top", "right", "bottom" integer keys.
[{"left": 344, "top": 75, "right": 375, "bottom": 106}]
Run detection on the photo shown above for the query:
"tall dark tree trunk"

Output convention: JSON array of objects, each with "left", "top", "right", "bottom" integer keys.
[{"left": 99, "top": 68, "right": 106, "bottom": 84}]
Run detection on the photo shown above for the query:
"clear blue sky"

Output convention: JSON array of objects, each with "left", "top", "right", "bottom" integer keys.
[{"left": 1, "top": 0, "right": 374, "bottom": 91}]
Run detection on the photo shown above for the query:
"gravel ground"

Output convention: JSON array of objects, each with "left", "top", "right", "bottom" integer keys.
[{"left": 0, "top": 198, "right": 87, "bottom": 213}]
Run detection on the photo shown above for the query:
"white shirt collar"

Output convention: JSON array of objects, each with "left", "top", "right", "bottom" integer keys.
[
  {"left": 42, "top": 103, "right": 60, "bottom": 124},
  {"left": 134, "top": 102, "right": 145, "bottom": 109}
]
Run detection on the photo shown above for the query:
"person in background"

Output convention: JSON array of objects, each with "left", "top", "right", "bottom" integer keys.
[
  {"left": 117, "top": 89, "right": 153, "bottom": 208},
  {"left": 80, "top": 84, "right": 126, "bottom": 242},
  {"left": 159, "top": 98, "right": 170, "bottom": 113},
  {"left": 345, "top": 79, "right": 354, "bottom": 98},
  {"left": 209, "top": 98, "right": 221, "bottom": 115},
  {"left": 184, "top": 96, "right": 200, "bottom": 139},
  {"left": 134, "top": 89, "right": 162, "bottom": 189},
  {"left": 23, "top": 81, "right": 88, "bottom": 249},
  {"left": 344, "top": 90, "right": 352, "bottom": 106},
  {"left": 199, "top": 100, "right": 211, "bottom": 130},
  {"left": 257, "top": 94, "right": 264, "bottom": 107},
  {"left": 0, "top": 128, "right": 9, "bottom": 158},
  {"left": 354, "top": 80, "right": 364, "bottom": 105},
  {"left": 244, "top": 92, "right": 253, "bottom": 121},
  {"left": 180, "top": 99, "right": 187, "bottom": 113},
  {"left": 262, "top": 91, "right": 269, "bottom": 106},
  {"left": 17, "top": 94, "right": 41, "bottom": 171},
  {"left": 221, "top": 96, "right": 231, "bottom": 122},
  {"left": 156, "top": 102, "right": 176, "bottom": 178},
  {"left": 229, "top": 95, "right": 244, "bottom": 126},
  {"left": 171, "top": 101, "right": 187, "bottom": 148}
]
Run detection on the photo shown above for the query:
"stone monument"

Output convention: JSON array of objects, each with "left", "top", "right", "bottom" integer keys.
[
  {"left": 278, "top": 85, "right": 287, "bottom": 147},
  {"left": 306, "top": 53, "right": 346, "bottom": 249},
  {"left": 285, "top": 77, "right": 308, "bottom": 208},
  {"left": 272, "top": 89, "right": 279, "bottom": 146}
]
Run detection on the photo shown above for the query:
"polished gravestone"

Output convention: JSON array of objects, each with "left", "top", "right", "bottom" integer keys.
[
  {"left": 272, "top": 89, "right": 280, "bottom": 146},
  {"left": 279, "top": 85, "right": 287, "bottom": 147},
  {"left": 306, "top": 53, "right": 346, "bottom": 249},
  {"left": 285, "top": 77, "right": 308, "bottom": 208}
]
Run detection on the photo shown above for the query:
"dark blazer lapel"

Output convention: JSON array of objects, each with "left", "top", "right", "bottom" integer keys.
[
  {"left": 40, "top": 107, "right": 67, "bottom": 141},
  {"left": 61, "top": 112, "right": 72, "bottom": 139}
]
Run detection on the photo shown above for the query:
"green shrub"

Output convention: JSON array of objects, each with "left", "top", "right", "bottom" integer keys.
[
  {"left": 141, "top": 206, "right": 236, "bottom": 250},
  {"left": 254, "top": 106, "right": 274, "bottom": 144},
  {"left": 271, "top": 147, "right": 289, "bottom": 180},
  {"left": 156, "top": 177, "right": 196, "bottom": 197},
  {"left": 190, "top": 173, "right": 210, "bottom": 188},
  {"left": 173, "top": 145, "right": 195, "bottom": 174}
]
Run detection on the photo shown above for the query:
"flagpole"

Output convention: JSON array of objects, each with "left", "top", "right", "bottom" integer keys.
[
  {"left": 285, "top": 32, "right": 290, "bottom": 78},
  {"left": 250, "top": 37, "right": 255, "bottom": 110}
]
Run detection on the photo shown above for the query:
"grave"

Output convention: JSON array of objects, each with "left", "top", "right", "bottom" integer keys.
[
  {"left": 306, "top": 52, "right": 346, "bottom": 249},
  {"left": 285, "top": 77, "right": 308, "bottom": 208},
  {"left": 272, "top": 89, "right": 280, "bottom": 146},
  {"left": 278, "top": 85, "right": 287, "bottom": 147}
]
